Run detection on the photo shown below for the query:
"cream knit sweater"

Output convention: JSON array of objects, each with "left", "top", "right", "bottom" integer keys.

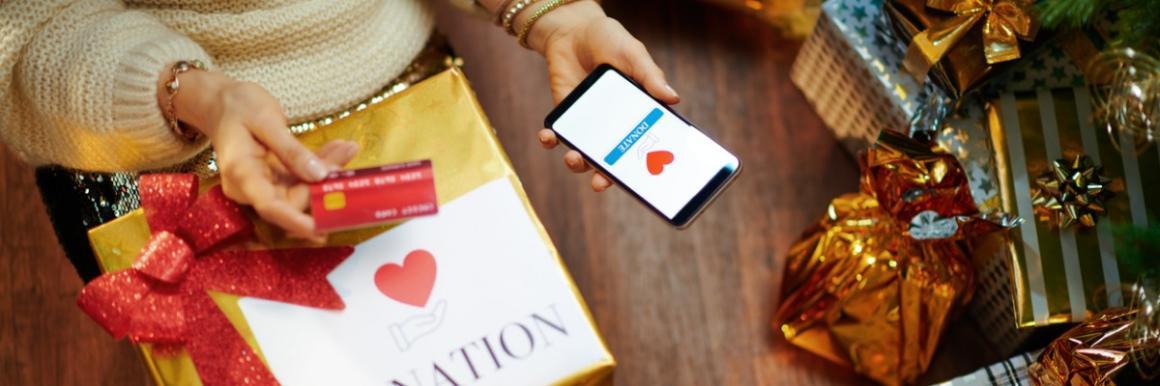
[{"left": 0, "top": 0, "right": 437, "bottom": 171}]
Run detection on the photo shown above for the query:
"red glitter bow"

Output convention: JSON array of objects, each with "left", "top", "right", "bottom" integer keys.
[{"left": 77, "top": 174, "right": 351, "bottom": 386}]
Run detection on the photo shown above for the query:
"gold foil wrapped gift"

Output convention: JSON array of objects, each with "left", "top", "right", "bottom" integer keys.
[
  {"left": 1029, "top": 306, "right": 1160, "bottom": 386},
  {"left": 987, "top": 88, "right": 1160, "bottom": 327},
  {"left": 699, "top": 0, "right": 822, "bottom": 38},
  {"left": 774, "top": 130, "right": 1015, "bottom": 385},
  {"left": 884, "top": 0, "right": 1039, "bottom": 99},
  {"left": 86, "top": 68, "right": 614, "bottom": 385}
]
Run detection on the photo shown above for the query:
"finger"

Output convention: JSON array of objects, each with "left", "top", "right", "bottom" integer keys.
[
  {"left": 216, "top": 127, "right": 269, "bottom": 205},
  {"left": 288, "top": 232, "right": 328, "bottom": 245},
  {"left": 314, "top": 140, "right": 345, "bottom": 161},
  {"left": 608, "top": 39, "right": 679, "bottom": 105},
  {"left": 563, "top": 151, "right": 592, "bottom": 173},
  {"left": 276, "top": 140, "right": 360, "bottom": 215},
  {"left": 271, "top": 140, "right": 358, "bottom": 184},
  {"left": 538, "top": 129, "right": 559, "bottom": 149},
  {"left": 239, "top": 177, "right": 315, "bottom": 236},
  {"left": 317, "top": 140, "right": 359, "bottom": 169},
  {"left": 591, "top": 172, "right": 613, "bottom": 192},
  {"left": 288, "top": 184, "right": 310, "bottom": 212},
  {"left": 248, "top": 110, "right": 330, "bottom": 182}
]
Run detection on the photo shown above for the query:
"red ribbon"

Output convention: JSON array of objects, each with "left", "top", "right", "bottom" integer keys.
[{"left": 77, "top": 174, "right": 351, "bottom": 386}]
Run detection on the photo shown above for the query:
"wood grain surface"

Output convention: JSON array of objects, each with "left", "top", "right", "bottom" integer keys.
[{"left": 0, "top": 1, "right": 1000, "bottom": 385}]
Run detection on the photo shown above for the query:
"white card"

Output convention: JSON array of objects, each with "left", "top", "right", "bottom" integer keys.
[{"left": 238, "top": 177, "right": 608, "bottom": 386}]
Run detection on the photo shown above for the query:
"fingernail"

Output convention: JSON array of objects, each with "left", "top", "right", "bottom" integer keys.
[
  {"left": 665, "top": 84, "right": 679, "bottom": 99},
  {"left": 305, "top": 158, "right": 329, "bottom": 180}
]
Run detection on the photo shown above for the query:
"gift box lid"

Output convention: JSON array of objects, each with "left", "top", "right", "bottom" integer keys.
[{"left": 87, "top": 67, "right": 615, "bottom": 386}]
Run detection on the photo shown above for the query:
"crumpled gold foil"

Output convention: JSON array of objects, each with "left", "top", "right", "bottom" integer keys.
[
  {"left": 885, "top": 0, "right": 1038, "bottom": 98},
  {"left": 1030, "top": 306, "right": 1160, "bottom": 386},
  {"left": 699, "top": 0, "right": 822, "bottom": 38},
  {"left": 774, "top": 130, "right": 1017, "bottom": 385}
]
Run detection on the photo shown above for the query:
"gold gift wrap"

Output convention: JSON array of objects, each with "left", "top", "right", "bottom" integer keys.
[
  {"left": 987, "top": 88, "right": 1160, "bottom": 327},
  {"left": 774, "top": 131, "right": 1011, "bottom": 385},
  {"left": 699, "top": 0, "right": 822, "bottom": 38},
  {"left": 1029, "top": 307, "right": 1160, "bottom": 386},
  {"left": 87, "top": 68, "right": 614, "bottom": 385},
  {"left": 884, "top": 0, "right": 1038, "bottom": 99}
]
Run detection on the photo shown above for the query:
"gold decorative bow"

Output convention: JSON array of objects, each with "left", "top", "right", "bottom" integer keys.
[
  {"left": 903, "top": 0, "right": 1038, "bottom": 81},
  {"left": 1030, "top": 155, "right": 1116, "bottom": 228}
]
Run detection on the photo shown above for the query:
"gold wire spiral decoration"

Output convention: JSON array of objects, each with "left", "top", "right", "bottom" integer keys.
[
  {"left": 1087, "top": 48, "right": 1160, "bottom": 155},
  {"left": 1127, "top": 276, "right": 1160, "bottom": 381}
]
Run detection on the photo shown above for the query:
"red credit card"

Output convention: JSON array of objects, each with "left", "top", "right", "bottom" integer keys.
[{"left": 310, "top": 160, "right": 438, "bottom": 232}]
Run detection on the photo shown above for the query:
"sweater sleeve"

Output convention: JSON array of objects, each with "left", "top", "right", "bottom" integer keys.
[{"left": 0, "top": 0, "right": 215, "bottom": 171}]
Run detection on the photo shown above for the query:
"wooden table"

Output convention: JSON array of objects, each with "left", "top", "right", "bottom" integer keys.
[{"left": 0, "top": 1, "right": 1000, "bottom": 384}]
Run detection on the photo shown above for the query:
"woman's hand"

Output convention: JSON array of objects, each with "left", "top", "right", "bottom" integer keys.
[
  {"left": 160, "top": 69, "right": 357, "bottom": 242},
  {"left": 523, "top": 1, "right": 679, "bottom": 192}
]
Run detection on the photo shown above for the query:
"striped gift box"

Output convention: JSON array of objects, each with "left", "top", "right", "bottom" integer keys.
[
  {"left": 933, "top": 350, "right": 1040, "bottom": 386},
  {"left": 987, "top": 87, "right": 1160, "bottom": 327}
]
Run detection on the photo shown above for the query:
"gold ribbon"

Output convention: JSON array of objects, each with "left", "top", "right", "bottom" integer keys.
[{"left": 903, "top": 0, "right": 1037, "bottom": 81}]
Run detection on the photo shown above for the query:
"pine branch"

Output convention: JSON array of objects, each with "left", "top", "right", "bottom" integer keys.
[
  {"left": 1036, "top": 0, "right": 1160, "bottom": 54},
  {"left": 1114, "top": 1, "right": 1160, "bottom": 50},
  {"left": 1115, "top": 221, "right": 1160, "bottom": 280},
  {"left": 1037, "top": 0, "right": 1105, "bottom": 28}
]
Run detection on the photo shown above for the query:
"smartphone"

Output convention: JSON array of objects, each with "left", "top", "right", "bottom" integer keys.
[{"left": 544, "top": 64, "right": 741, "bottom": 228}]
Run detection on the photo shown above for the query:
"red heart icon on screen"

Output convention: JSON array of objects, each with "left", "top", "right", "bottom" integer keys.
[
  {"left": 374, "top": 249, "right": 437, "bottom": 307},
  {"left": 646, "top": 150, "right": 674, "bottom": 175}
]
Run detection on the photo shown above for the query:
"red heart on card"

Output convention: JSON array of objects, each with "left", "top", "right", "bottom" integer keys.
[
  {"left": 646, "top": 150, "right": 674, "bottom": 175},
  {"left": 374, "top": 249, "right": 437, "bottom": 307}
]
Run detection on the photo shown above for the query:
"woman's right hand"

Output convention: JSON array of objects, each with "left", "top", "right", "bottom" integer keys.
[{"left": 161, "top": 68, "right": 358, "bottom": 242}]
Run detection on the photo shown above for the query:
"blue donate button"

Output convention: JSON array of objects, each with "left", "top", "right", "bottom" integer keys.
[{"left": 604, "top": 108, "right": 663, "bottom": 165}]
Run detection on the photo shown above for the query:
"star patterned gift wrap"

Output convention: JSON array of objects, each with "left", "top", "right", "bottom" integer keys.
[{"left": 791, "top": 0, "right": 949, "bottom": 155}]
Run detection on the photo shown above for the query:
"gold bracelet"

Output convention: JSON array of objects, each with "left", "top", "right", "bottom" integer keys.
[
  {"left": 501, "top": 0, "right": 539, "bottom": 36},
  {"left": 164, "top": 60, "right": 207, "bottom": 142},
  {"left": 517, "top": 0, "right": 577, "bottom": 49}
]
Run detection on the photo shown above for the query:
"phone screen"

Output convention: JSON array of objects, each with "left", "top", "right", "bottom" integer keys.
[{"left": 546, "top": 66, "right": 739, "bottom": 224}]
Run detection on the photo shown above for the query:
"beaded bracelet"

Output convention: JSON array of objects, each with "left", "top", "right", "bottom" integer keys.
[
  {"left": 517, "top": 0, "right": 578, "bottom": 49},
  {"left": 164, "top": 60, "right": 207, "bottom": 142},
  {"left": 493, "top": 0, "right": 518, "bottom": 25},
  {"left": 501, "top": 0, "right": 539, "bottom": 36}
]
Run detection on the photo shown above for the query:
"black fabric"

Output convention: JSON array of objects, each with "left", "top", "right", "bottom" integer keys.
[{"left": 35, "top": 166, "right": 141, "bottom": 283}]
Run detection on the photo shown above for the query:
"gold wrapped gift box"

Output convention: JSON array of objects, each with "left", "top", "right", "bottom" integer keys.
[
  {"left": 987, "top": 87, "right": 1160, "bottom": 327},
  {"left": 774, "top": 131, "right": 1011, "bottom": 386},
  {"left": 884, "top": 0, "right": 1039, "bottom": 99},
  {"left": 1030, "top": 307, "right": 1160, "bottom": 385},
  {"left": 699, "top": 0, "right": 822, "bottom": 38},
  {"left": 87, "top": 68, "right": 614, "bottom": 385}
]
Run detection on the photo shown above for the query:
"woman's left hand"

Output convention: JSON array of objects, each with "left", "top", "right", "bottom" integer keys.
[{"left": 524, "top": 1, "right": 679, "bottom": 192}]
